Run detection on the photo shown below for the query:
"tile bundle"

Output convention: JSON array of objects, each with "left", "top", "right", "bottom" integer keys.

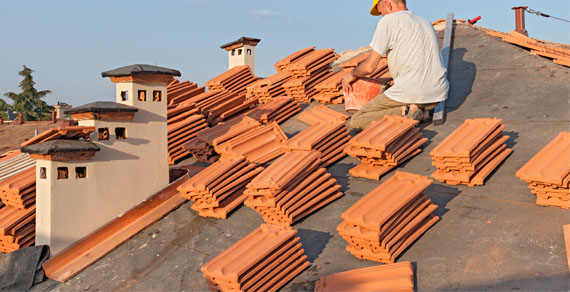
[
  {"left": 201, "top": 224, "right": 309, "bottom": 292},
  {"left": 313, "top": 69, "right": 352, "bottom": 104},
  {"left": 205, "top": 65, "right": 258, "bottom": 93},
  {"left": 184, "top": 117, "right": 261, "bottom": 163},
  {"left": 431, "top": 118, "right": 513, "bottom": 186},
  {"left": 337, "top": 171, "right": 439, "bottom": 263},
  {"left": 0, "top": 205, "right": 35, "bottom": 253},
  {"left": 178, "top": 156, "right": 264, "bottom": 219},
  {"left": 245, "top": 71, "right": 291, "bottom": 103},
  {"left": 282, "top": 122, "right": 349, "bottom": 167},
  {"left": 314, "top": 261, "right": 414, "bottom": 292},
  {"left": 214, "top": 122, "right": 288, "bottom": 165},
  {"left": 297, "top": 105, "right": 349, "bottom": 126},
  {"left": 167, "top": 114, "right": 208, "bottom": 165},
  {"left": 167, "top": 79, "right": 205, "bottom": 105},
  {"left": 345, "top": 116, "right": 427, "bottom": 180},
  {"left": 286, "top": 49, "right": 338, "bottom": 78},
  {"left": 283, "top": 69, "right": 335, "bottom": 103},
  {"left": 516, "top": 132, "right": 569, "bottom": 209},
  {"left": 0, "top": 167, "right": 36, "bottom": 209},
  {"left": 246, "top": 96, "right": 301, "bottom": 124},
  {"left": 244, "top": 151, "right": 342, "bottom": 226},
  {"left": 274, "top": 46, "right": 316, "bottom": 72}
]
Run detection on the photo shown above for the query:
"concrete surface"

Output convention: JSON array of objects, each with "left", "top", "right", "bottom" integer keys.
[{"left": 31, "top": 24, "right": 570, "bottom": 291}]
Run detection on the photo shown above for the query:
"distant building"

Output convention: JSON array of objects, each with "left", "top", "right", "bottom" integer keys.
[
  {"left": 53, "top": 102, "right": 72, "bottom": 120},
  {"left": 220, "top": 37, "right": 261, "bottom": 73},
  {"left": 22, "top": 64, "right": 180, "bottom": 255}
]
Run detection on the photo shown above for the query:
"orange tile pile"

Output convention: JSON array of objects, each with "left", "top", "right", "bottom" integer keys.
[
  {"left": 337, "top": 171, "right": 439, "bottom": 263},
  {"left": 178, "top": 156, "right": 264, "bottom": 219},
  {"left": 214, "top": 122, "right": 288, "bottom": 165},
  {"left": 184, "top": 117, "right": 261, "bottom": 163},
  {"left": 431, "top": 118, "right": 512, "bottom": 186},
  {"left": 314, "top": 261, "right": 414, "bottom": 292},
  {"left": 167, "top": 79, "right": 206, "bottom": 105},
  {"left": 201, "top": 224, "right": 309, "bottom": 292},
  {"left": 274, "top": 46, "right": 316, "bottom": 72},
  {"left": 167, "top": 113, "right": 208, "bottom": 165},
  {"left": 516, "top": 132, "right": 570, "bottom": 209},
  {"left": 205, "top": 65, "right": 259, "bottom": 93},
  {"left": 0, "top": 205, "right": 35, "bottom": 253},
  {"left": 345, "top": 116, "right": 427, "bottom": 180},
  {"left": 0, "top": 167, "right": 35, "bottom": 209},
  {"left": 282, "top": 122, "right": 349, "bottom": 167},
  {"left": 244, "top": 151, "right": 342, "bottom": 226},
  {"left": 483, "top": 29, "right": 570, "bottom": 67},
  {"left": 297, "top": 105, "right": 349, "bottom": 126},
  {"left": 246, "top": 96, "right": 301, "bottom": 124},
  {"left": 245, "top": 71, "right": 291, "bottom": 103},
  {"left": 21, "top": 126, "right": 95, "bottom": 147}
]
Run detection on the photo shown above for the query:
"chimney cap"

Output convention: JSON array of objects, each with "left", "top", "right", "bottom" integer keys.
[{"left": 220, "top": 37, "right": 261, "bottom": 51}]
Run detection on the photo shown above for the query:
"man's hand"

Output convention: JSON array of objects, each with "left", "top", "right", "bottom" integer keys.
[{"left": 342, "top": 71, "right": 357, "bottom": 95}]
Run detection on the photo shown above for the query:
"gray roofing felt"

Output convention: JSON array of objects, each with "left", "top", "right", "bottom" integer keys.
[
  {"left": 65, "top": 101, "right": 138, "bottom": 115},
  {"left": 101, "top": 64, "right": 181, "bottom": 77},
  {"left": 21, "top": 139, "right": 99, "bottom": 155}
]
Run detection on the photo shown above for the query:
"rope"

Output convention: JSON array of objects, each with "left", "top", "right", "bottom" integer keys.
[{"left": 526, "top": 8, "right": 570, "bottom": 23}]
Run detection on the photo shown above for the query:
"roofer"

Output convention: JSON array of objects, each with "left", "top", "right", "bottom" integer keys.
[{"left": 343, "top": 0, "right": 449, "bottom": 130}]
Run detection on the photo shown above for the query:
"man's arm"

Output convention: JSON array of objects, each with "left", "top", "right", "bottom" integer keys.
[{"left": 341, "top": 49, "right": 382, "bottom": 94}]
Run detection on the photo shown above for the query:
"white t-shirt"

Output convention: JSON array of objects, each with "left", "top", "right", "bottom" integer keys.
[{"left": 370, "top": 11, "right": 449, "bottom": 104}]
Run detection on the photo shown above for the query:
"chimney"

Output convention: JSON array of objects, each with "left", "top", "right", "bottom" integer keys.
[
  {"left": 220, "top": 37, "right": 261, "bottom": 73},
  {"left": 512, "top": 6, "right": 528, "bottom": 36}
]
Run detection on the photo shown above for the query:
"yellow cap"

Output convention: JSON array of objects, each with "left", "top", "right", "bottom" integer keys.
[{"left": 370, "top": 0, "right": 381, "bottom": 16}]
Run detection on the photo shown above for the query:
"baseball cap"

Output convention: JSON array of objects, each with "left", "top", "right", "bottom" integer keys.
[{"left": 370, "top": 0, "right": 381, "bottom": 16}]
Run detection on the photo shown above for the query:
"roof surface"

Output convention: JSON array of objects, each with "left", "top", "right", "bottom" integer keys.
[
  {"left": 101, "top": 64, "right": 181, "bottom": 77},
  {"left": 31, "top": 23, "right": 570, "bottom": 291},
  {"left": 65, "top": 101, "right": 138, "bottom": 115},
  {"left": 21, "top": 139, "right": 100, "bottom": 155},
  {"left": 220, "top": 37, "right": 261, "bottom": 49}
]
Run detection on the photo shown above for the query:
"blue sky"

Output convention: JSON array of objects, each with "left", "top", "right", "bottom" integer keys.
[{"left": 0, "top": 0, "right": 568, "bottom": 107}]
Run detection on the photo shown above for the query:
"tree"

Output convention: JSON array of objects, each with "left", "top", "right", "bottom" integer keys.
[{"left": 4, "top": 65, "right": 52, "bottom": 121}]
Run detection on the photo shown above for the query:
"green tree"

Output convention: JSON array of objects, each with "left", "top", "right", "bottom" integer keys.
[
  {"left": 4, "top": 65, "right": 52, "bottom": 121},
  {"left": 0, "top": 98, "right": 9, "bottom": 121}
]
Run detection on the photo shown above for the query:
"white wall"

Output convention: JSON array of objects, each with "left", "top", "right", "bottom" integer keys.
[
  {"left": 228, "top": 44, "right": 256, "bottom": 73},
  {"left": 35, "top": 81, "right": 169, "bottom": 255}
]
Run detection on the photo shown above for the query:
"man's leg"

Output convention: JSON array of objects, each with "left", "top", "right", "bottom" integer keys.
[{"left": 350, "top": 93, "right": 406, "bottom": 130}]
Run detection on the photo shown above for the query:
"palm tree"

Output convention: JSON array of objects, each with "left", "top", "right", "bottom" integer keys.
[{"left": 4, "top": 65, "right": 52, "bottom": 121}]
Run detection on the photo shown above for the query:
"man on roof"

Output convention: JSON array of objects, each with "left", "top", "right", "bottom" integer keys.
[{"left": 342, "top": 0, "right": 449, "bottom": 129}]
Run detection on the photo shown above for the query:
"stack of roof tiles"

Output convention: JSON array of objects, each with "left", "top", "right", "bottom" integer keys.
[
  {"left": 314, "top": 261, "right": 415, "bottom": 292},
  {"left": 431, "top": 118, "right": 513, "bottom": 186},
  {"left": 167, "top": 79, "right": 206, "bottom": 105},
  {"left": 283, "top": 120, "right": 350, "bottom": 167},
  {"left": 345, "top": 116, "right": 427, "bottom": 180},
  {"left": 21, "top": 126, "right": 94, "bottom": 147},
  {"left": 245, "top": 71, "right": 291, "bottom": 103},
  {"left": 337, "top": 171, "right": 439, "bottom": 263},
  {"left": 214, "top": 122, "right": 288, "bottom": 165},
  {"left": 244, "top": 151, "right": 343, "bottom": 226},
  {"left": 297, "top": 105, "right": 349, "bottom": 126},
  {"left": 0, "top": 205, "right": 35, "bottom": 253},
  {"left": 205, "top": 65, "right": 259, "bottom": 93},
  {"left": 0, "top": 152, "right": 36, "bottom": 253},
  {"left": 184, "top": 117, "right": 261, "bottom": 163},
  {"left": 516, "top": 132, "right": 570, "bottom": 209},
  {"left": 167, "top": 113, "right": 208, "bottom": 165},
  {"left": 0, "top": 167, "right": 35, "bottom": 209},
  {"left": 483, "top": 29, "right": 570, "bottom": 67},
  {"left": 178, "top": 156, "right": 264, "bottom": 218},
  {"left": 274, "top": 46, "right": 316, "bottom": 72},
  {"left": 245, "top": 96, "right": 301, "bottom": 124},
  {"left": 201, "top": 224, "right": 309, "bottom": 292},
  {"left": 282, "top": 49, "right": 339, "bottom": 103}
]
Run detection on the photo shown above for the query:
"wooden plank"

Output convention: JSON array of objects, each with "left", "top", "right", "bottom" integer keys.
[{"left": 433, "top": 12, "right": 454, "bottom": 125}]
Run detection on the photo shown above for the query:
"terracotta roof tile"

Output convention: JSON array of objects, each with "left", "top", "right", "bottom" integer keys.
[
  {"left": 314, "top": 261, "right": 414, "bottom": 292},
  {"left": 430, "top": 119, "right": 512, "bottom": 186},
  {"left": 201, "top": 224, "right": 308, "bottom": 291},
  {"left": 0, "top": 204, "right": 35, "bottom": 253},
  {"left": 297, "top": 105, "right": 349, "bottom": 126},
  {"left": 21, "top": 126, "right": 95, "bottom": 147},
  {"left": 516, "top": 132, "right": 569, "bottom": 209},
  {"left": 0, "top": 152, "right": 35, "bottom": 183},
  {"left": 274, "top": 46, "right": 316, "bottom": 72},
  {"left": 345, "top": 116, "right": 425, "bottom": 180},
  {"left": 0, "top": 167, "right": 35, "bottom": 209},
  {"left": 283, "top": 122, "right": 349, "bottom": 167},
  {"left": 245, "top": 151, "right": 342, "bottom": 225}
]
